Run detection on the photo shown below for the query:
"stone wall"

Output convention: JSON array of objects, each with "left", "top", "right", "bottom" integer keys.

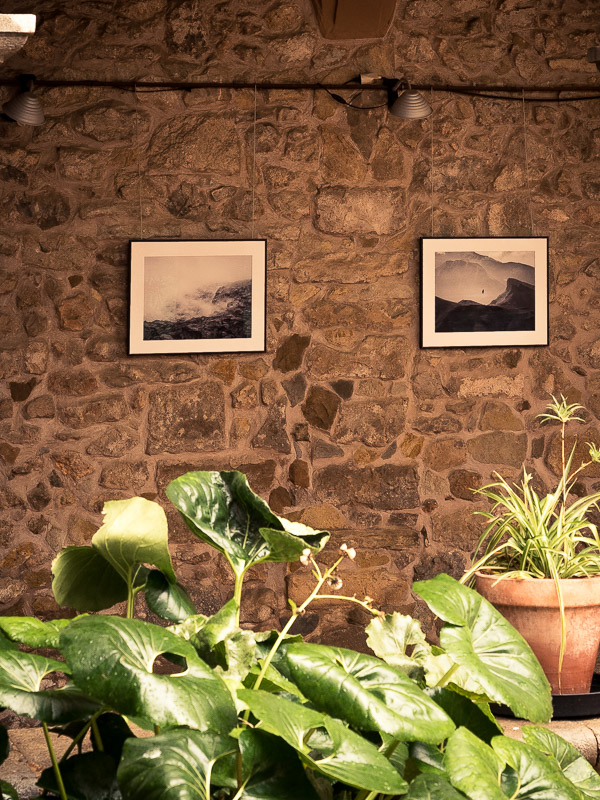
[{"left": 0, "top": 0, "right": 599, "bottom": 646}]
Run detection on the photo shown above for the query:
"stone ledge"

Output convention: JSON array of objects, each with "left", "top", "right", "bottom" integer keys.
[
  {"left": 498, "top": 717, "right": 600, "bottom": 769},
  {"left": 4, "top": 719, "right": 599, "bottom": 796}
]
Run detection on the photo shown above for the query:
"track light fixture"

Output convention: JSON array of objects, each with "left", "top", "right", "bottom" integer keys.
[
  {"left": 2, "top": 74, "right": 44, "bottom": 126},
  {"left": 388, "top": 79, "right": 432, "bottom": 119}
]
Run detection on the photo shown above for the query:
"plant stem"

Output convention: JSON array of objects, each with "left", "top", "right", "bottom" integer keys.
[
  {"left": 356, "top": 789, "right": 380, "bottom": 800},
  {"left": 251, "top": 557, "right": 344, "bottom": 694},
  {"left": 91, "top": 717, "right": 104, "bottom": 752},
  {"left": 233, "top": 569, "right": 245, "bottom": 627},
  {"left": 42, "top": 722, "right": 68, "bottom": 800},
  {"left": 435, "top": 663, "right": 460, "bottom": 688},
  {"left": 126, "top": 568, "right": 135, "bottom": 619}
]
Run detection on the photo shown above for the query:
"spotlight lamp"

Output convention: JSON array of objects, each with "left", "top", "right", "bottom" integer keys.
[
  {"left": 388, "top": 79, "right": 432, "bottom": 120},
  {"left": 2, "top": 74, "right": 44, "bottom": 126}
]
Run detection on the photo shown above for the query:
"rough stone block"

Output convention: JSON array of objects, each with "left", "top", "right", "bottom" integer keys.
[
  {"left": 314, "top": 464, "right": 419, "bottom": 509},
  {"left": 147, "top": 382, "right": 225, "bottom": 455},
  {"left": 467, "top": 431, "right": 528, "bottom": 468}
]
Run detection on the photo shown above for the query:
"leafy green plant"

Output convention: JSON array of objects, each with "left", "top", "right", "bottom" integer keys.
[
  {"left": 0, "top": 469, "right": 597, "bottom": 800},
  {"left": 463, "top": 396, "right": 600, "bottom": 583},
  {"left": 462, "top": 395, "right": 600, "bottom": 684}
]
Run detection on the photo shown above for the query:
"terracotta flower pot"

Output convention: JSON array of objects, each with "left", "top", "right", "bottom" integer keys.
[{"left": 475, "top": 572, "right": 600, "bottom": 695}]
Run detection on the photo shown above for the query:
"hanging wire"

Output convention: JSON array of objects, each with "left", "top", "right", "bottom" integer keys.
[
  {"left": 323, "top": 86, "right": 388, "bottom": 110},
  {"left": 522, "top": 89, "right": 535, "bottom": 236},
  {"left": 430, "top": 88, "right": 435, "bottom": 238},
  {"left": 134, "top": 84, "right": 143, "bottom": 240},
  {"left": 251, "top": 83, "right": 257, "bottom": 240}
]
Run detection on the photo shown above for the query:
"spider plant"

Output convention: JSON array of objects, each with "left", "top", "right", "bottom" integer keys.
[{"left": 462, "top": 395, "right": 600, "bottom": 689}]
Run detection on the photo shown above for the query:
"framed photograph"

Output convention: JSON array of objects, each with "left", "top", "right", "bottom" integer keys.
[
  {"left": 129, "top": 239, "right": 266, "bottom": 354},
  {"left": 421, "top": 237, "right": 548, "bottom": 348}
]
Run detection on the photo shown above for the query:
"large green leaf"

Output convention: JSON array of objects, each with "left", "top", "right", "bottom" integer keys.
[
  {"left": 283, "top": 643, "right": 454, "bottom": 744},
  {"left": 92, "top": 497, "right": 176, "bottom": 584},
  {"left": 0, "top": 650, "right": 99, "bottom": 724},
  {"left": 168, "top": 599, "right": 256, "bottom": 680},
  {"left": 366, "top": 611, "right": 429, "bottom": 677},
  {"left": 0, "top": 616, "right": 74, "bottom": 649},
  {"left": 166, "top": 471, "right": 328, "bottom": 574},
  {"left": 0, "top": 781, "right": 18, "bottom": 800},
  {"left": 60, "top": 615, "right": 236, "bottom": 732},
  {"left": 406, "top": 773, "right": 467, "bottom": 799},
  {"left": 93, "top": 713, "right": 135, "bottom": 762},
  {"left": 444, "top": 727, "right": 506, "bottom": 800},
  {"left": 237, "top": 728, "right": 320, "bottom": 800},
  {"left": 144, "top": 570, "right": 196, "bottom": 623},
  {"left": 117, "top": 729, "right": 237, "bottom": 800},
  {"left": 522, "top": 726, "right": 600, "bottom": 798},
  {"left": 413, "top": 574, "right": 552, "bottom": 722},
  {"left": 427, "top": 687, "right": 501, "bottom": 744},
  {"left": 238, "top": 689, "right": 408, "bottom": 795},
  {"left": 492, "top": 735, "right": 583, "bottom": 799},
  {"left": 409, "top": 741, "right": 446, "bottom": 775},
  {"left": 52, "top": 546, "right": 128, "bottom": 612},
  {"left": 0, "top": 631, "right": 16, "bottom": 652},
  {"left": 38, "top": 752, "right": 120, "bottom": 800}
]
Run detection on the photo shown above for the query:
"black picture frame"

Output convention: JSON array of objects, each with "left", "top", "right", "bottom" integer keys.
[
  {"left": 420, "top": 236, "right": 549, "bottom": 348},
  {"left": 129, "top": 238, "right": 267, "bottom": 355}
]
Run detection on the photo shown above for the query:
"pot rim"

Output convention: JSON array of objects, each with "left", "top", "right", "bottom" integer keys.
[
  {"left": 475, "top": 571, "right": 600, "bottom": 585},
  {"left": 475, "top": 570, "right": 600, "bottom": 605}
]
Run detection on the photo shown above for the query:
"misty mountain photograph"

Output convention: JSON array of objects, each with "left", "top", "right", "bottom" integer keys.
[
  {"left": 435, "top": 250, "right": 536, "bottom": 333},
  {"left": 143, "top": 255, "right": 252, "bottom": 341}
]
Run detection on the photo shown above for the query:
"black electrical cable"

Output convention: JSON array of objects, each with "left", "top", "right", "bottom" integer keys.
[
  {"left": 323, "top": 87, "right": 388, "bottom": 110},
  {"left": 1, "top": 75, "right": 599, "bottom": 103}
]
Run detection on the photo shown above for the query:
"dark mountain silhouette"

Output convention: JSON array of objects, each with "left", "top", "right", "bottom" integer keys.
[
  {"left": 435, "top": 276, "right": 535, "bottom": 333},
  {"left": 490, "top": 278, "right": 534, "bottom": 310},
  {"left": 144, "top": 279, "right": 252, "bottom": 340}
]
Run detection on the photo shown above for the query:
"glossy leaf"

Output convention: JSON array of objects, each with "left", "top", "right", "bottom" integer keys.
[
  {"left": 0, "top": 631, "right": 16, "bottom": 652},
  {"left": 52, "top": 546, "right": 127, "bottom": 612},
  {"left": 380, "top": 732, "right": 409, "bottom": 778},
  {"left": 283, "top": 642, "right": 454, "bottom": 743},
  {"left": 522, "top": 725, "right": 600, "bottom": 798},
  {"left": 168, "top": 599, "right": 256, "bottom": 679},
  {"left": 0, "top": 650, "right": 99, "bottom": 724},
  {"left": 409, "top": 741, "right": 446, "bottom": 775},
  {"left": 60, "top": 615, "right": 236, "bottom": 732},
  {"left": 413, "top": 574, "right": 552, "bottom": 722},
  {"left": 366, "top": 611, "right": 429, "bottom": 677},
  {"left": 237, "top": 728, "right": 320, "bottom": 800},
  {"left": 492, "top": 735, "right": 583, "bottom": 799},
  {"left": 0, "top": 781, "right": 18, "bottom": 800},
  {"left": 92, "top": 497, "right": 176, "bottom": 584},
  {"left": 144, "top": 570, "right": 196, "bottom": 623},
  {"left": 0, "top": 616, "right": 73, "bottom": 649},
  {"left": 117, "top": 729, "right": 237, "bottom": 800},
  {"left": 93, "top": 713, "right": 135, "bottom": 762},
  {"left": 37, "top": 752, "right": 120, "bottom": 800},
  {"left": 238, "top": 689, "right": 408, "bottom": 794},
  {"left": 166, "top": 470, "right": 328, "bottom": 573},
  {"left": 427, "top": 687, "right": 501, "bottom": 744},
  {"left": 406, "top": 773, "right": 467, "bottom": 799},
  {"left": 444, "top": 727, "right": 506, "bottom": 800}
]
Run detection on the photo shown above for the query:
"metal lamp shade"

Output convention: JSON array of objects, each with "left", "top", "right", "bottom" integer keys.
[
  {"left": 389, "top": 88, "right": 432, "bottom": 119},
  {"left": 3, "top": 91, "right": 45, "bottom": 126}
]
